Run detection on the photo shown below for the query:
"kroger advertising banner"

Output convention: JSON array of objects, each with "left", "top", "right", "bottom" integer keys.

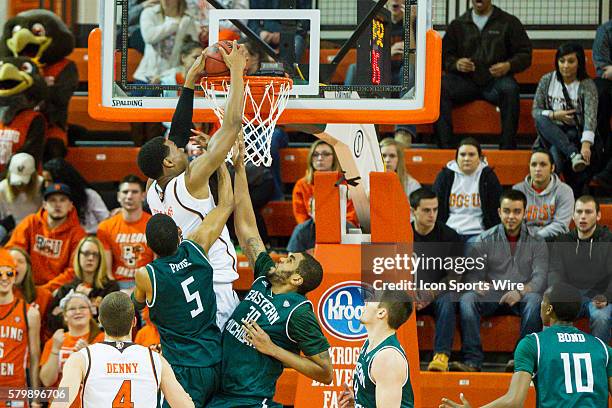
[
  {"left": 294, "top": 244, "right": 364, "bottom": 407},
  {"left": 293, "top": 244, "right": 421, "bottom": 407}
]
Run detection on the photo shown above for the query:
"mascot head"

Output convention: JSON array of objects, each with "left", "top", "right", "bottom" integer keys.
[
  {"left": 0, "top": 9, "right": 75, "bottom": 65},
  {"left": 0, "top": 56, "right": 47, "bottom": 124}
]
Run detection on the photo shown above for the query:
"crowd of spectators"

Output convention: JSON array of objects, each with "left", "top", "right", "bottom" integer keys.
[{"left": 0, "top": 1, "right": 609, "bottom": 395}]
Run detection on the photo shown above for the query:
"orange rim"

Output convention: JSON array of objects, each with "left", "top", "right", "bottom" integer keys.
[{"left": 200, "top": 75, "right": 293, "bottom": 95}]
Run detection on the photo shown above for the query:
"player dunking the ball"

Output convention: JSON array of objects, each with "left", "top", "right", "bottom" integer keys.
[
  {"left": 132, "top": 165, "right": 234, "bottom": 407},
  {"left": 53, "top": 292, "right": 193, "bottom": 408},
  {"left": 137, "top": 40, "right": 248, "bottom": 329},
  {"left": 207, "top": 136, "right": 333, "bottom": 408},
  {"left": 440, "top": 283, "right": 612, "bottom": 408},
  {"left": 339, "top": 290, "right": 415, "bottom": 408}
]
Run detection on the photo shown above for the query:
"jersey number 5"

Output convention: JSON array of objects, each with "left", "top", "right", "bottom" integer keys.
[
  {"left": 181, "top": 276, "right": 204, "bottom": 318},
  {"left": 113, "top": 380, "right": 134, "bottom": 408},
  {"left": 560, "top": 352, "right": 594, "bottom": 393}
]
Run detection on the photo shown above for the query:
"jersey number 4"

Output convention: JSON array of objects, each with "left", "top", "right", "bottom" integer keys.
[
  {"left": 181, "top": 276, "right": 204, "bottom": 318},
  {"left": 560, "top": 353, "right": 594, "bottom": 393},
  {"left": 113, "top": 380, "right": 134, "bottom": 408}
]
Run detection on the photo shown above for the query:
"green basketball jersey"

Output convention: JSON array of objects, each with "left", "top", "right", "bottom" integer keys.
[
  {"left": 218, "top": 252, "right": 329, "bottom": 404},
  {"left": 353, "top": 334, "right": 414, "bottom": 408},
  {"left": 514, "top": 325, "right": 612, "bottom": 408},
  {"left": 146, "top": 239, "right": 221, "bottom": 368}
]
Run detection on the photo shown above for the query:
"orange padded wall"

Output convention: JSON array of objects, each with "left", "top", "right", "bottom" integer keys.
[{"left": 293, "top": 171, "right": 421, "bottom": 407}]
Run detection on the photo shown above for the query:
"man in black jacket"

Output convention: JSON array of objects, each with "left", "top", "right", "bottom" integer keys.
[
  {"left": 434, "top": 0, "right": 532, "bottom": 149},
  {"left": 410, "top": 188, "right": 462, "bottom": 372},
  {"left": 549, "top": 195, "right": 612, "bottom": 343}
]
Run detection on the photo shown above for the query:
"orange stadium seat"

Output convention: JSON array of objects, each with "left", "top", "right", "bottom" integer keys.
[
  {"left": 68, "top": 95, "right": 132, "bottom": 132},
  {"left": 281, "top": 147, "right": 532, "bottom": 185},
  {"left": 66, "top": 146, "right": 612, "bottom": 240}
]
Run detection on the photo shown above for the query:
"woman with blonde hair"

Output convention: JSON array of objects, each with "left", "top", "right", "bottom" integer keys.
[
  {"left": 292, "top": 140, "right": 359, "bottom": 226},
  {"left": 8, "top": 247, "right": 53, "bottom": 338},
  {"left": 288, "top": 140, "right": 359, "bottom": 252},
  {"left": 380, "top": 137, "right": 421, "bottom": 197},
  {"left": 47, "top": 236, "right": 119, "bottom": 332},
  {"left": 39, "top": 293, "right": 104, "bottom": 389}
]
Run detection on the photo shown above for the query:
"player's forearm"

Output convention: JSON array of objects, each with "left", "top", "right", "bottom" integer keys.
[
  {"left": 233, "top": 163, "right": 259, "bottom": 245},
  {"left": 481, "top": 396, "right": 517, "bottom": 408},
  {"left": 216, "top": 163, "right": 233, "bottom": 208},
  {"left": 268, "top": 344, "right": 333, "bottom": 384},
  {"left": 168, "top": 88, "right": 194, "bottom": 148},
  {"left": 223, "top": 66, "right": 245, "bottom": 130}
]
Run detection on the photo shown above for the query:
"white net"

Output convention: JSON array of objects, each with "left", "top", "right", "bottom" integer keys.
[{"left": 202, "top": 77, "right": 292, "bottom": 167}]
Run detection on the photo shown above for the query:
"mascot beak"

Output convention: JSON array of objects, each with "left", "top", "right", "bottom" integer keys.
[
  {"left": 7, "top": 28, "right": 52, "bottom": 61},
  {"left": 0, "top": 63, "right": 33, "bottom": 97}
]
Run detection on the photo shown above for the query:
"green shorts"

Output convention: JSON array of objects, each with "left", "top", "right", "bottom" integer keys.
[
  {"left": 206, "top": 394, "right": 283, "bottom": 408},
  {"left": 164, "top": 364, "right": 221, "bottom": 408}
]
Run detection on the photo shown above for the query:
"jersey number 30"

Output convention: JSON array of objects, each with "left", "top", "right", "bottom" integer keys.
[
  {"left": 181, "top": 276, "right": 204, "bottom": 318},
  {"left": 560, "top": 353, "right": 594, "bottom": 393}
]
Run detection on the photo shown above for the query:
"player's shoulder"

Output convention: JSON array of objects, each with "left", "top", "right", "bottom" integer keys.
[
  {"left": 374, "top": 346, "right": 407, "bottom": 365},
  {"left": 180, "top": 239, "right": 209, "bottom": 259},
  {"left": 371, "top": 345, "right": 408, "bottom": 382}
]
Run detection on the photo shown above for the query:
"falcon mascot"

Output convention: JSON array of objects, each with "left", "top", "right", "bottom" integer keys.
[
  {"left": 0, "top": 9, "right": 78, "bottom": 146},
  {"left": 0, "top": 56, "right": 47, "bottom": 172}
]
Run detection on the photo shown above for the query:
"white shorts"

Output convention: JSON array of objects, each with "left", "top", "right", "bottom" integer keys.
[{"left": 213, "top": 282, "right": 239, "bottom": 330}]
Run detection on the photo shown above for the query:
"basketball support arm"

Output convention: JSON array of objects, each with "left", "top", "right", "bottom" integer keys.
[{"left": 314, "top": 124, "right": 385, "bottom": 236}]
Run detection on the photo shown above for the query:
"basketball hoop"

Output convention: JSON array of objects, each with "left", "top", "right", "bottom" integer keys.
[{"left": 200, "top": 75, "right": 293, "bottom": 167}]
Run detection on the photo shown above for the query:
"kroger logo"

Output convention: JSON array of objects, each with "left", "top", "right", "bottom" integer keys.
[{"left": 318, "top": 281, "right": 367, "bottom": 341}]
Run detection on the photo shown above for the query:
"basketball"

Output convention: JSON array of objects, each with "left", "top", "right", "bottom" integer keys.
[{"left": 203, "top": 40, "right": 235, "bottom": 77}]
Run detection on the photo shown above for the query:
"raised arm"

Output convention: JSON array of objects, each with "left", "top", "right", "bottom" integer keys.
[
  {"left": 440, "top": 372, "right": 532, "bottom": 408},
  {"left": 187, "top": 42, "right": 248, "bottom": 185},
  {"left": 160, "top": 356, "right": 195, "bottom": 408},
  {"left": 232, "top": 136, "right": 266, "bottom": 267},
  {"left": 187, "top": 163, "right": 234, "bottom": 254},
  {"left": 50, "top": 353, "right": 85, "bottom": 408},
  {"left": 168, "top": 50, "right": 207, "bottom": 148}
]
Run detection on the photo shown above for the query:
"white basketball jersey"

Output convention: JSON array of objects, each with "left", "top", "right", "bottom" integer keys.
[
  {"left": 80, "top": 342, "right": 161, "bottom": 408},
  {"left": 147, "top": 173, "right": 238, "bottom": 284}
]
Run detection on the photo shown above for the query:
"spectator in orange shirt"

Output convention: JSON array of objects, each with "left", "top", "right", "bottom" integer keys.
[
  {"left": 97, "top": 175, "right": 153, "bottom": 292},
  {"left": 42, "top": 158, "right": 110, "bottom": 234},
  {"left": 6, "top": 183, "right": 86, "bottom": 291},
  {"left": 0, "top": 249, "right": 41, "bottom": 407},
  {"left": 39, "top": 292, "right": 104, "bottom": 388},
  {"left": 47, "top": 236, "right": 119, "bottom": 333},
  {"left": 292, "top": 140, "right": 359, "bottom": 226},
  {"left": 8, "top": 246, "right": 53, "bottom": 340}
]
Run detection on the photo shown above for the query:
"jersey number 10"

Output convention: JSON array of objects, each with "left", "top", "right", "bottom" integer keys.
[
  {"left": 181, "top": 277, "right": 204, "bottom": 318},
  {"left": 560, "top": 353, "right": 594, "bottom": 394}
]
